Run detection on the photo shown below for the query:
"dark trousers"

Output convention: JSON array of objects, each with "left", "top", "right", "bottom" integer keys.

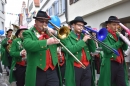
[
  {"left": 60, "top": 63, "right": 66, "bottom": 84},
  {"left": 14, "top": 64, "right": 26, "bottom": 86},
  {"left": 74, "top": 65, "right": 91, "bottom": 86},
  {"left": 111, "top": 61, "right": 126, "bottom": 86},
  {"left": 0, "top": 62, "right": 2, "bottom": 73},
  {"left": 36, "top": 67, "right": 59, "bottom": 86}
]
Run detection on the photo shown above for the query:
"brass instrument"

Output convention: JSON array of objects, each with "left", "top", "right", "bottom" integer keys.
[
  {"left": 116, "top": 28, "right": 130, "bottom": 47},
  {"left": 48, "top": 21, "right": 86, "bottom": 69},
  {"left": 48, "top": 21, "right": 70, "bottom": 39},
  {"left": 6, "top": 24, "right": 19, "bottom": 52}
]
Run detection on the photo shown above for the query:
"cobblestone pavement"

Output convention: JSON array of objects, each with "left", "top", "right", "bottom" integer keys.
[
  {"left": 0, "top": 69, "right": 16, "bottom": 86},
  {"left": 0, "top": 67, "right": 129, "bottom": 86}
]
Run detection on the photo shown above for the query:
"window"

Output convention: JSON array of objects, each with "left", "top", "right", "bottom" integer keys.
[
  {"left": 59, "top": 0, "right": 65, "bottom": 14},
  {"left": 59, "top": 0, "right": 62, "bottom": 14},
  {"left": 29, "top": 2, "right": 33, "bottom": 12},
  {"left": 70, "top": 0, "right": 79, "bottom": 5},
  {"left": 46, "top": 9, "right": 49, "bottom": 14},
  {"left": 70, "top": 0, "right": 73, "bottom": 5},
  {"left": 49, "top": 7, "right": 52, "bottom": 16},
  {"left": 40, "top": 0, "right": 43, "bottom": 3},
  {"left": 62, "top": 0, "right": 65, "bottom": 13},
  {"left": 54, "top": 1, "right": 59, "bottom": 16},
  {"left": 1, "top": 22, "right": 4, "bottom": 30},
  {"left": 1, "top": 3, "right": 4, "bottom": 14}
]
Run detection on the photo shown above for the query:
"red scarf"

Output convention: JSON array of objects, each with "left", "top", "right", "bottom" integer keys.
[
  {"left": 107, "top": 28, "right": 123, "bottom": 63},
  {"left": 34, "top": 24, "right": 49, "bottom": 40}
]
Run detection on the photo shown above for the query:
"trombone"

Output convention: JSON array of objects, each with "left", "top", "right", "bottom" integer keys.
[
  {"left": 48, "top": 21, "right": 86, "bottom": 69},
  {"left": 82, "top": 26, "right": 119, "bottom": 56}
]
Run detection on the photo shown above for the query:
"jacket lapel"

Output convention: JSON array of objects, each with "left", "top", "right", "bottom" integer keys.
[
  {"left": 69, "top": 31, "right": 79, "bottom": 44},
  {"left": 30, "top": 27, "right": 39, "bottom": 40},
  {"left": 108, "top": 33, "right": 116, "bottom": 42}
]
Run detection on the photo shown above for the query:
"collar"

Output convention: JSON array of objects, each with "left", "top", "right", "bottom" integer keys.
[
  {"left": 107, "top": 28, "right": 116, "bottom": 35},
  {"left": 34, "top": 24, "right": 42, "bottom": 34}
]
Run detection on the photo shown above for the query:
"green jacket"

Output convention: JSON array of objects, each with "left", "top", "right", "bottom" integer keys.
[
  {"left": 61, "top": 31, "right": 96, "bottom": 86},
  {"left": 22, "top": 27, "right": 60, "bottom": 86},
  {"left": 9, "top": 38, "right": 25, "bottom": 83},
  {"left": 1, "top": 38, "right": 10, "bottom": 66},
  {"left": 98, "top": 33, "right": 129, "bottom": 86}
]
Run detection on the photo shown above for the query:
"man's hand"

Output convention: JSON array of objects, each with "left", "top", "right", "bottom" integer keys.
[
  {"left": 82, "top": 34, "right": 91, "bottom": 42},
  {"left": 47, "top": 37, "right": 60, "bottom": 45},
  {"left": 20, "top": 49, "right": 26, "bottom": 57},
  {"left": 48, "top": 28, "right": 57, "bottom": 35}
]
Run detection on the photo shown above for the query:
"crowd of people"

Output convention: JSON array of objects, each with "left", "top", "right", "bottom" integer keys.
[{"left": 0, "top": 10, "right": 130, "bottom": 86}]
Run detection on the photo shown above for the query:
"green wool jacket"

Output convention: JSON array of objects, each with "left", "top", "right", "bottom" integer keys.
[
  {"left": 98, "top": 33, "right": 129, "bottom": 86},
  {"left": 61, "top": 31, "right": 96, "bottom": 86},
  {"left": 9, "top": 38, "right": 25, "bottom": 83},
  {"left": 22, "top": 27, "right": 61, "bottom": 86},
  {"left": 1, "top": 38, "right": 10, "bottom": 66}
]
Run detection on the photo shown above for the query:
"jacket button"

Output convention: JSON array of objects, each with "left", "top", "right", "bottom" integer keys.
[
  {"left": 40, "top": 53, "right": 42, "bottom": 55},
  {"left": 77, "top": 52, "right": 78, "bottom": 54},
  {"left": 40, "top": 59, "right": 42, "bottom": 61},
  {"left": 40, "top": 64, "right": 42, "bottom": 66},
  {"left": 112, "top": 55, "right": 113, "bottom": 57}
]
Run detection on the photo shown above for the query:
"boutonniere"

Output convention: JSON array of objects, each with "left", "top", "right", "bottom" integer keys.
[
  {"left": 34, "top": 30, "right": 40, "bottom": 38},
  {"left": 17, "top": 41, "right": 23, "bottom": 49},
  {"left": 110, "top": 35, "right": 113, "bottom": 38}
]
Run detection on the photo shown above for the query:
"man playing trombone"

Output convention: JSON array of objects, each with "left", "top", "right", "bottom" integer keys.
[
  {"left": 22, "top": 11, "right": 61, "bottom": 86},
  {"left": 98, "top": 16, "right": 128, "bottom": 86},
  {"left": 61, "top": 16, "right": 96, "bottom": 86}
]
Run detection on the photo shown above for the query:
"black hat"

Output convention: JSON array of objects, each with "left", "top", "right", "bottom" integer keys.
[
  {"left": 105, "top": 16, "right": 120, "bottom": 24},
  {"left": 15, "top": 26, "right": 27, "bottom": 37},
  {"left": 70, "top": 16, "right": 87, "bottom": 25},
  {"left": 33, "top": 11, "right": 50, "bottom": 20},
  {"left": 6, "top": 29, "right": 13, "bottom": 34}
]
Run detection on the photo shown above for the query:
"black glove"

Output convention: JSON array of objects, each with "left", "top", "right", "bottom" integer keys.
[{"left": 121, "top": 29, "right": 125, "bottom": 36}]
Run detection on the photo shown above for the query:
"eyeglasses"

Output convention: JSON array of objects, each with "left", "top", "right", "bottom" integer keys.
[
  {"left": 37, "top": 20, "right": 48, "bottom": 24},
  {"left": 76, "top": 24, "right": 84, "bottom": 28}
]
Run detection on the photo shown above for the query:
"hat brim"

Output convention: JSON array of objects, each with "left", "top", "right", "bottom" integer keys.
[
  {"left": 70, "top": 20, "right": 87, "bottom": 25},
  {"left": 33, "top": 17, "right": 51, "bottom": 20},
  {"left": 15, "top": 29, "right": 27, "bottom": 37},
  {"left": 105, "top": 20, "right": 120, "bottom": 24}
]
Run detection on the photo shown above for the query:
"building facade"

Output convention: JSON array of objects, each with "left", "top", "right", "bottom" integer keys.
[
  {"left": 27, "top": 0, "right": 66, "bottom": 28},
  {"left": 67, "top": 0, "right": 130, "bottom": 29},
  {"left": 40, "top": 0, "right": 66, "bottom": 26},
  {"left": 0, "top": 0, "right": 7, "bottom": 39}
]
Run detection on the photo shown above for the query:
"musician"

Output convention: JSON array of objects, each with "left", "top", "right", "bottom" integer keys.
[
  {"left": 61, "top": 16, "right": 96, "bottom": 86},
  {"left": 1, "top": 29, "right": 13, "bottom": 74},
  {"left": 98, "top": 16, "right": 128, "bottom": 86},
  {"left": 9, "top": 26, "right": 27, "bottom": 86},
  {"left": 22, "top": 11, "right": 61, "bottom": 86}
]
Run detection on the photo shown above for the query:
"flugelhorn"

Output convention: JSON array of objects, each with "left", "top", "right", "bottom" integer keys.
[{"left": 48, "top": 16, "right": 86, "bottom": 69}]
